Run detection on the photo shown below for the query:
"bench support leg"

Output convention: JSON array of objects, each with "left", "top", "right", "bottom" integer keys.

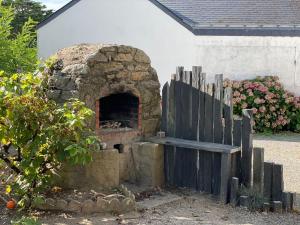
[{"left": 220, "top": 153, "right": 231, "bottom": 204}]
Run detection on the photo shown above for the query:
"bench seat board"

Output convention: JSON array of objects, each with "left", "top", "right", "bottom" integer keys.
[{"left": 147, "top": 137, "right": 241, "bottom": 154}]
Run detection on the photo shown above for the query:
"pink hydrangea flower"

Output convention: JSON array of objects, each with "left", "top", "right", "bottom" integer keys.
[
  {"left": 242, "top": 103, "right": 248, "bottom": 109},
  {"left": 259, "top": 106, "right": 266, "bottom": 113}
]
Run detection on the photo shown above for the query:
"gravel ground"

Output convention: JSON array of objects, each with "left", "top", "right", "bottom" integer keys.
[
  {"left": 1, "top": 191, "right": 300, "bottom": 225},
  {"left": 253, "top": 132, "right": 300, "bottom": 193}
]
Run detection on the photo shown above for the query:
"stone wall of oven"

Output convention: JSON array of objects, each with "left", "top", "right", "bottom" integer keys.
[{"left": 46, "top": 44, "right": 161, "bottom": 137}]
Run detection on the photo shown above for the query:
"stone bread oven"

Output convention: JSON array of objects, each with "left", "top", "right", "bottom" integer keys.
[
  {"left": 46, "top": 44, "right": 163, "bottom": 189},
  {"left": 47, "top": 44, "right": 161, "bottom": 148}
]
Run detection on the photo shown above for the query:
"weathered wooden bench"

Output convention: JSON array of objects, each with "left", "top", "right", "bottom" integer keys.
[{"left": 148, "top": 136, "right": 241, "bottom": 203}]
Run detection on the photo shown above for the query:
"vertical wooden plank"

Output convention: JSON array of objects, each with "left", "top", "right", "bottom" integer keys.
[
  {"left": 204, "top": 84, "right": 214, "bottom": 142},
  {"left": 164, "top": 145, "right": 176, "bottom": 185},
  {"left": 264, "top": 162, "right": 274, "bottom": 201},
  {"left": 282, "top": 192, "right": 292, "bottom": 212},
  {"left": 161, "top": 82, "right": 169, "bottom": 134},
  {"left": 253, "top": 147, "right": 264, "bottom": 194},
  {"left": 224, "top": 87, "right": 233, "bottom": 145},
  {"left": 182, "top": 149, "right": 198, "bottom": 189},
  {"left": 213, "top": 74, "right": 223, "bottom": 144},
  {"left": 203, "top": 151, "right": 213, "bottom": 194},
  {"left": 175, "top": 67, "right": 184, "bottom": 138},
  {"left": 174, "top": 67, "right": 184, "bottom": 187},
  {"left": 212, "top": 75, "right": 223, "bottom": 197},
  {"left": 272, "top": 164, "right": 284, "bottom": 201},
  {"left": 241, "top": 109, "right": 254, "bottom": 187},
  {"left": 198, "top": 73, "right": 206, "bottom": 142},
  {"left": 182, "top": 71, "right": 192, "bottom": 139},
  {"left": 168, "top": 80, "right": 175, "bottom": 137},
  {"left": 233, "top": 119, "right": 242, "bottom": 147},
  {"left": 212, "top": 153, "right": 221, "bottom": 196},
  {"left": 230, "top": 177, "right": 239, "bottom": 206},
  {"left": 233, "top": 119, "right": 242, "bottom": 180},
  {"left": 191, "top": 66, "right": 201, "bottom": 141},
  {"left": 220, "top": 153, "right": 232, "bottom": 203},
  {"left": 174, "top": 147, "right": 184, "bottom": 187},
  {"left": 198, "top": 150, "right": 205, "bottom": 192}
]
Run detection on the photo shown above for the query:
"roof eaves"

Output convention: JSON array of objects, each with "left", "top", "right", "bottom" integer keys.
[
  {"left": 37, "top": 0, "right": 82, "bottom": 29},
  {"left": 193, "top": 27, "right": 300, "bottom": 37}
]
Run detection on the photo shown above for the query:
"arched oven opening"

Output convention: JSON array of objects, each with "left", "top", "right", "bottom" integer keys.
[{"left": 99, "top": 93, "right": 139, "bottom": 131}]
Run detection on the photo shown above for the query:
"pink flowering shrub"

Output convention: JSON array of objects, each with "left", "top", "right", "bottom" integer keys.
[{"left": 224, "top": 76, "right": 300, "bottom": 133}]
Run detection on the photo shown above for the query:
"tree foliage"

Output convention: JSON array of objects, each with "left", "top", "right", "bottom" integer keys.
[
  {"left": 0, "top": 0, "right": 37, "bottom": 74},
  {"left": 0, "top": 70, "right": 100, "bottom": 207},
  {"left": 2, "top": 0, "right": 53, "bottom": 35}
]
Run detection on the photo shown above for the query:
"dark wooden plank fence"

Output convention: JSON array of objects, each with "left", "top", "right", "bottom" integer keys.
[
  {"left": 160, "top": 66, "right": 254, "bottom": 203},
  {"left": 159, "top": 66, "right": 291, "bottom": 208}
]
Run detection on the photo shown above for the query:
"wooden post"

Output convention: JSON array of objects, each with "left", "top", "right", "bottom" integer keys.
[
  {"left": 233, "top": 119, "right": 242, "bottom": 147},
  {"left": 213, "top": 74, "right": 223, "bottom": 144},
  {"left": 198, "top": 73, "right": 206, "bottom": 142},
  {"left": 241, "top": 109, "right": 254, "bottom": 187},
  {"left": 272, "top": 201, "right": 283, "bottom": 213},
  {"left": 264, "top": 162, "right": 274, "bottom": 201},
  {"left": 282, "top": 192, "right": 292, "bottom": 212},
  {"left": 224, "top": 87, "right": 233, "bottom": 145},
  {"left": 230, "top": 177, "right": 239, "bottom": 206},
  {"left": 239, "top": 196, "right": 249, "bottom": 208},
  {"left": 263, "top": 202, "right": 270, "bottom": 212},
  {"left": 220, "top": 153, "right": 231, "bottom": 204},
  {"left": 168, "top": 80, "right": 176, "bottom": 137},
  {"left": 191, "top": 66, "right": 201, "bottom": 141},
  {"left": 272, "top": 164, "right": 284, "bottom": 201},
  {"left": 233, "top": 119, "right": 242, "bottom": 179},
  {"left": 253, "top": 147, "right": 264, "bottom": 194},
  {"left": 204, "top": 83, "right": 214, "bottom": 142},
  {"left": 161, "top": 82, "right": 169, "bottom": 134}
]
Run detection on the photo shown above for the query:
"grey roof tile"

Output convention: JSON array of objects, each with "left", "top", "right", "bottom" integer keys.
[{"left": 156, "top": 0, "right": 300, "bottom": 28}]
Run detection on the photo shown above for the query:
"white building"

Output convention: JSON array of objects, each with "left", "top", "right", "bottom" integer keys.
[{"left": 37, "top": 0, "right": 300, "bottom": 94}]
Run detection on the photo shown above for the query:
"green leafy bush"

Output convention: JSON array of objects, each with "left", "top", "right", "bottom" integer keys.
[
  {"left": 0, "top": 71, "right": 100, "bottom": 207},
  {"left": 224, "top": 76, "right": 300, "bottom": 133}
]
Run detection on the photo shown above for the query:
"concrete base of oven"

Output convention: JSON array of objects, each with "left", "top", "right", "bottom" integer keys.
[{"left": 56, "top": 142, "right": 165, "bottom": 190}]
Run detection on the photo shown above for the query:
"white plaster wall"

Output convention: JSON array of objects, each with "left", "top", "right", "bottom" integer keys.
[
  {"left": 38, "top": 0, "right": 300, "bottom": 95},
  {"left": 194, "top": 36, "right": 300, "bottom": 95},
  {"left": 37, "top": 0, "right": 196, "bottom": 88}
]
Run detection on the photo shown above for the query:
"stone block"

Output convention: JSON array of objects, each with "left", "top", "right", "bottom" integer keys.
[
  {"left": 131, "top": 72, "right": 148, "bottom": 81},
  {"left": 45, "top": 198, "right": 56, "bottom": 210},
  {"left": 134, "top": 49, "right": 150, "bottom": 63},
  {"left": 131, "top": 142, "right": 164, "bottom": 187},
  {"left": 85, "top": 150, "right": 120, "bottom": 188},
  {"left": 61, "top": 90, "right": 79, "bottom": 100},
  {"left": 61, "top": 64, "right": 90, "bottom": 75},
  {"left": 68, "top": 200, "right": 82, "bottom": 213},
  {"left": 47, "top": 90, "right": 61, "bottom": 100},
  {"left": 114, "top": 53, "right": 133, "bottom": 62},
  {"left": 56, "top": 199, "right": 68, "bottom": 211},
  {"left": 96, "top": 198, "right": 109, "bottom": 212},
  {"left": 108, "top": 198, "right": 121, "bottom": 212},
  {"left": 82, "top": 199, "right": 96, "bottom": 214},
  {"left": 57, "top": 149, "right": 119, "bottom": 189}
]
